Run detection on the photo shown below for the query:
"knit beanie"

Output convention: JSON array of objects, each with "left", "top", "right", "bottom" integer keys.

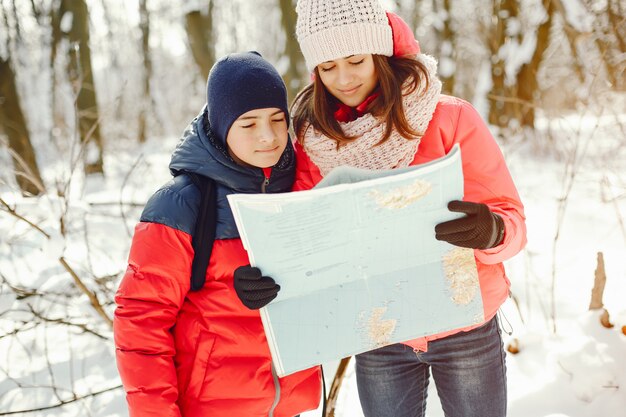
[
  {"left": 207, "top": 51, "right": 289, "bottom": 145},
  {"left": 295, "top": 0, "right": 393, "bottom": 71}
]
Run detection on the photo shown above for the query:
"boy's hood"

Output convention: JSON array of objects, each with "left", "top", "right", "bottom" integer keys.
[{"left": 169, "top": 107, "right": 295, "bottom": 194}]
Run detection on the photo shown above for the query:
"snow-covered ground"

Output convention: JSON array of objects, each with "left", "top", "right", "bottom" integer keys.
[{"left": 1, "top": 110, "right": 625, "bottom": 416}]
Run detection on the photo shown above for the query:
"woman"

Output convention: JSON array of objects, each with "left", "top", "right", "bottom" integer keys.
[{"left": 290, "top": 1, "right": 527, "bottom": 416}]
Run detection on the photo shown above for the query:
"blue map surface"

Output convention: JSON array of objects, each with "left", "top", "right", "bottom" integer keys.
[{"left": 228, "top": 145, "right": 485, "bottom": 376}]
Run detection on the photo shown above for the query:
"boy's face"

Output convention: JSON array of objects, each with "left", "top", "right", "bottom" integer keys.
[{"left": 226, "top": 108, "right": 289, "bottom": 168}]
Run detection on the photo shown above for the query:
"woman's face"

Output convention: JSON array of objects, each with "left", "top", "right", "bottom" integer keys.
[
  {"left": 317, "top": 54, "right": 378, "bottom": 107},
  {"left": 226, "top": 108, "right": 288, "bottom": 168}
]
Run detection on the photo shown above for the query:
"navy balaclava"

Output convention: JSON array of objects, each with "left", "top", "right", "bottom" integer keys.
[{"left": 206, "top": 51, "right": 290, "bottom": 145}]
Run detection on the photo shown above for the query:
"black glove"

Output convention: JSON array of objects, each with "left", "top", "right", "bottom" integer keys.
[
  {"left": 435, "top": 200, "right": 505, "bottom": 249},
  {"left": 233, "top": 265, "right": 280, "bottom": 310}
]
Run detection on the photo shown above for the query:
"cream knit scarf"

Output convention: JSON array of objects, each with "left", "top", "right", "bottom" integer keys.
[{"left": 302, "top": 54, "right": 442, "bottom": 176}]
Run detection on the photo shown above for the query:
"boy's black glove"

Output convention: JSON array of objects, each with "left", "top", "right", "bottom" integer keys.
[
  {"left": 435, "top": 200, "right": 505, "bottom": 249},
  {"left": 233, "top": 265, "right": 280, "bottom": 310}
]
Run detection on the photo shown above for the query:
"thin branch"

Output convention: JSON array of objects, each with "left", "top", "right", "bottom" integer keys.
[
  {"left": 601, "top": 175, "right": 626, "bottom": 247},
  {"left": 0, "top": 365, "right": 76, "bottom": 396},
  {"left": 29, "top": 0, "right": 43, "bottom": 24},
  {"left": 548, "top": 68, "right": 602, "bottom": 333},
  {"left": 0, "top": 384, "right": 123, "bottom": 415},
  {"left": 552, "top": 0, "right": 587, "bottom": 82},
  {"left": 1, "top": 0, "right": 11, "bottom": 53},
  {"left": 0, "top": 272, "right": 43, "bottom": 300},
  {"left": 82, "top": 215, "right": 94, "bottom": 276},
  {"left": 42, "top": 321, "right": 64, "bottom": 404},
  {"left": 88, "top": 201, "right": 145, "bottom": 207},
  {"left": 485, "top": 94, "right": 537, "bottom": 107},
  {"left": 0, "top": 198, "right": 51, "bottom": 238},
  {"left": 1, "top": 272, "right": 74, "bottom": 303},
  {"left": 58, "top": 257, "right": 113, "bottom": 328},
  {"left": 26, "top": 304, "right": 108, "bottom": 340},
  {"left": 1, "top": 142, "right": 47, "bottom": 195},
  {"left": 326, "top": 356, "right": 352, "bottom": 417},
  {"left": 0, "top": 322, "right": 38, "bottom": 340},
  {"left": 120, "top": 153, "right": 144, "bottom": 238}
]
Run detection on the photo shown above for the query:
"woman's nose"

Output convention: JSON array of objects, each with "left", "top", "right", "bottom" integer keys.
[{"left": 337, "top": 67, "right": 354, "bottom": 85}]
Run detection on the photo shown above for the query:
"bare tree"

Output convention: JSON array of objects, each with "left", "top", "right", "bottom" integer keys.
[
  {"left": 138, "top": 0, "right": 152, "bottom": 143},
  {"left": 487, "top": 0, "right": 556, "bottom": 129},
  {"left": 279, "top": 0, "right": 306, "bottom": 102},
  {"left": 514, "top": 0, "right": 555, "bottom": 128},
  {"left": 487, "top": 0, "right": 520, "bottom": 128},
  {"left": 0, "top": 4, "right": 45, "bottom": 196},
  {"left": 51, "top": 0, "right": 105, "bottom": 175},
  {"left": 585, "top": 0, "right": 625, "bottom": 90},
  {"left": 98, "top": 0, "right": 123, "bottom": 121},
  {"left": 431, "top": 0, "right": 456, "bottom": 95},
  {"left": 389, "top": 0, "right": 422, "bottom": 36},
  {"left": 0, "top": 147, "right": 149, "bottom": 413},
  {"left": 410, "top": 1, "right": 422, "bottom": 33},
  {"left": 552, "top": 0, "right": 586, "bottom": 83},
  {"left": 185, "top": 1, "right": 215, "bottom": 81},
  {"left": 0, "top": 57, "right": 46, "bottom": 196}
]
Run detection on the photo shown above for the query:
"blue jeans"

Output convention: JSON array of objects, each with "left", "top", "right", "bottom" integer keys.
[{"left": 355, "top": 316, "right": 507, "bottom": 417}]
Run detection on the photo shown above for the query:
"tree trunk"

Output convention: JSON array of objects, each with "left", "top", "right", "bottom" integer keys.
[
  {"left": 432, "top": 0, "right": 456, "bottom": 95},
  {"left": 514, "top": 0, "right": 555, "bottom": 128},
  {"left": 325, "top": 357, "right": 352, "bottom": 417},
  {"left": 488, "top": 0, "right": 555, "bottom": 129},
  {"left": 138, "top": 0, "right": 152, "bottom": 143},
  {"left": 58, "top": 0, "right": 105, "bottom": 175},
  {"left": 552, "top": 0, "right": 585, "bottom": 83},
  {"left": 185, "top": 3, "right": 215, "bottom": 81},
  {"left": 589, "top": 252, "right": 606, "bottom": 310},
  {"left": 10, "top": 0, "right": 21, "bottom": 41},
  {"left": 0, "top": 57, "right": 45, "bottom": 196},
  {"left": 588, "top": 0, "right": 625, "bottom": 90},
  {"left": 589, "top": 252, "right": 614, "bottom": 328},
  {"left": 29, "top": 0, "right": 43, "bottom": 24},
  {"left": 487, "top": 0, "right": 520, "bottom": 127},
  {"left": 50, "top": 0, "right": 62, "bottom": 134},
  {"left": 607, "top": 0, "right": 625, "bottom": 54},
  {"left": 278, "top": 0, "right": 306, "bottom": 102},
  {"left": 410, "top": 2, "right": 421, "bottom": 38},
  {"left": 99, "top": 0, "right": 124, "bottom": 120}
]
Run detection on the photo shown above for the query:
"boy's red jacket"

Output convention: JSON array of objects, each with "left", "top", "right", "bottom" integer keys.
[{"left": 114, "top": 110, "right": 321, "bottom": 417}]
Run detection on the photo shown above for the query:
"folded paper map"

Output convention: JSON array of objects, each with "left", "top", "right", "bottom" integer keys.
[{"left": 227, "top": 144, "right": 483, "bottom": 376}]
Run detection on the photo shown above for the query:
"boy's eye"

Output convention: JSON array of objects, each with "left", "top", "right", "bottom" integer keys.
[
  {"left": 271, "top": 117, "right": 285, "bottom": 123},
  {"left": 241, "top": 124, "right": 254, "bottom": 129},
  {"left": 349, "top": 59, "right": 364, "bottom": 65}
]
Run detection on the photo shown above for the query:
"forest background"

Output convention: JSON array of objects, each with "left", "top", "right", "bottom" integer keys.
[{"left": 0, "top": 0, "right": 624, "bottom": 416}]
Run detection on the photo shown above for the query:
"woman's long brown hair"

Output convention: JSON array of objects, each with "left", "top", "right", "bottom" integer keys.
[{"left": 291, "top": 55, "right": 430, "bottom": 147}]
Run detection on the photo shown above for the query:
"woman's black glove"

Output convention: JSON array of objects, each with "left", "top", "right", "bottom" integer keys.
[
  {"left": 435, "top": 200, "right": 505, "bottom": 249},
  {"left": 233, "top": 265, "right": 280, "bottom": 310}
]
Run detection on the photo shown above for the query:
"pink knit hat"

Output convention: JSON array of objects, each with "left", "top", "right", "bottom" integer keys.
[{"left": 295, "top": 0, "right": 394, "bottom": 71}]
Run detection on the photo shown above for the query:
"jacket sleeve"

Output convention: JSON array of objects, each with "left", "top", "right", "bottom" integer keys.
[
  {"left": 114, "top": 221, "right": 193, "bottom": 417},
  {"left": 451, "top": 100, "right": 527, "bottom": 264},
  {"left": 292, "top": 140, "right": 322, "bottom": 191}
]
